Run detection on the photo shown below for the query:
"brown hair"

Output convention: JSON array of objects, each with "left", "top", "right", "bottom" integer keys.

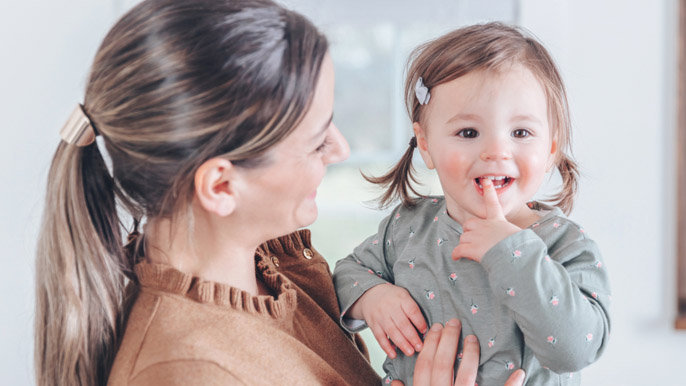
[
  {"left": 367, "top": 22, "right": 579, "bottom": 214},
  {"left": 34, "top": 0, "right": 328, "bottom": 385}
]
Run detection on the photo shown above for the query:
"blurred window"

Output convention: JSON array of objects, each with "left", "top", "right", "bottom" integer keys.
[{"left": 676, "top": 0, "right": 686, "bottom": 330}]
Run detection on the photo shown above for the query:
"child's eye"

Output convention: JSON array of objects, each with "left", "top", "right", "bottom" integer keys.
[
  {"left": 457, "top": 128, "right": 479, "bottom": 138},
  {"left": 512, "top": 129, "right": 531, "bottom": 138}
]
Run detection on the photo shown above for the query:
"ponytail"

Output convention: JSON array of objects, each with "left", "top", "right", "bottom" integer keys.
[
  {"left": 363, "top": 137, "right": 422, "bottom": 209},
  {"left": 35, "top": 141, "right": 130, "bottom": 386}
]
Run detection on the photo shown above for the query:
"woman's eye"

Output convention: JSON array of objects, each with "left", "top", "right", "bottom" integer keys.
[
  {"left": 316, "top": 137, "right": 331, "bottom": 153},
  {"left": 512, "top": 129, "right": 531, "bottom": 138},
  {"left": 457, "top": 128, "right": 479, "bottom": 138}
]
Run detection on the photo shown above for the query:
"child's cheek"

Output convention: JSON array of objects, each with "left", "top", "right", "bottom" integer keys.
[
  {"left": 519, "top": 154, "right": 547, "bottom": 187},
  {"left": 437, "top": 152, "right": 470, "bottom": 183}
]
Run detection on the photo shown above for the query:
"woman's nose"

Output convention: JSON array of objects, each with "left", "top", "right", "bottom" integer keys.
[
  {"left": 323, "top": 123, "right": 350, "bottom": 165},
  {"left": 480, "top": 137, "right": 512, "bottom": 161}
]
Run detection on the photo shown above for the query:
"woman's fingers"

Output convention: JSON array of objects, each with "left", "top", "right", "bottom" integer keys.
[
  {"left": 390, "top": 381, "right": 405, "bottom": 386},
  {"left": 413, "top": 323, "right": 443, "bottom": 385},
  {"left": 505, "top": 370, "right": 526, "bottom": 386},
  {"left": 453, "top": 335, "right": 480, "bottom": 386},
  {"left": 412, "top": 322, "right": 521, "bottom": 386},
  {"left": 430, "top": 318, "right": 461, "bottom": 386}
]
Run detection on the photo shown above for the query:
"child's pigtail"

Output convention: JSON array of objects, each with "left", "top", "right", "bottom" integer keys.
[
  {"left": 553, "top": 154, "right": 579, "bottom": 215},
  {"left": 363, "top": 137, "right": 422, "bottom": 209}
]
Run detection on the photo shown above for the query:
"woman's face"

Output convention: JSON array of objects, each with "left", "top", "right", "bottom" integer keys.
[{"left": 238, "top": 54, "right": 349, "bottom": 238}]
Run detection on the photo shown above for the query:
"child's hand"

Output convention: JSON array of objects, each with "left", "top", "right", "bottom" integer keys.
[
  {"left": 349, "top": 283, "right": 427, "bottom": 359},
  {"left": 451, "top": 178, "right": 521, "bottom": 263}
]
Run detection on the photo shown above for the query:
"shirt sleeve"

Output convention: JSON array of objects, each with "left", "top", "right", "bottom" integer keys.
[
  {"left": 332, "top": 210, "right": 399, "bottom": 333},
  {"left": 480, "top": 228, "right": 611, "bottom": 374}
]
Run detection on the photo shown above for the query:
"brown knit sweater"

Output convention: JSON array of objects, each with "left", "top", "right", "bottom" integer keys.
[{"left": 107, "top": 230, "right": 381, "bottom": 385}]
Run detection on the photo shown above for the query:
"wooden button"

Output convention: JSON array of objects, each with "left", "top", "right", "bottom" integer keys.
[
  {"left": 303, "top": 248, "right": 314, "bottom": 260},
  {"left": 271, "top": 256, "right": 280, "bottom": 267}
]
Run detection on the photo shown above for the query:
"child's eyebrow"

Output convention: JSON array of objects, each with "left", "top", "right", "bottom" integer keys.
[
  {"left": 446, "top": 113, "right": 481, "bottom": 124},
  {"left": 510, "top": 114, "right": 543, "bottom": 124}
]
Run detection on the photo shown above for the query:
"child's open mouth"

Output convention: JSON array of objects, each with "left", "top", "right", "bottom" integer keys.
[{"left": 474, "top": 176, "right": 514, "bottom": 194}]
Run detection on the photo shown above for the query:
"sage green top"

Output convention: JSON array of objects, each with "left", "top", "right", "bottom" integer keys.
[{"left": 333, "top": 198, "right": 611, "bottom": 386}]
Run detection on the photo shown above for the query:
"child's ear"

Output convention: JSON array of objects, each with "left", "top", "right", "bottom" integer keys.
[
  {"left": 413, "top": 122, "right": 435, "bottom": 170},
  {"left": 194, "top": 158, "right": 238, "bottom": 217},
  {"left": 546, "top": 139, "right": 558, "bottom": 172}
]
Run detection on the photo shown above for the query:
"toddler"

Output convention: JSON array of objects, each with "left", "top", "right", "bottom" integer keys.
[{"left": 333, "top": 23, "right": 610, "bottom": 386}]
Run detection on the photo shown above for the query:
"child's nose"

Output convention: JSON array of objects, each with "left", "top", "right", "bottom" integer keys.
[{"left": 480, "top": 138, "right": 512, "bottom": 161}]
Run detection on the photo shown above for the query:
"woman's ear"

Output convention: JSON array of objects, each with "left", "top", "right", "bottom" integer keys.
[
  {"left": 413, "top": 122, "right": 435, "bottom": 170},
  {"left": 194, "top": 158, "right": 237, "bottom": 217}
]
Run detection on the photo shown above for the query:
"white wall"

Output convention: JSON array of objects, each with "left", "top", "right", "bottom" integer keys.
[
  {"left": 519, "top": 0, "right": 686, "bottom": 385},
  {"left": 1, "top": 1, "right": 684, "bottom": 385}
]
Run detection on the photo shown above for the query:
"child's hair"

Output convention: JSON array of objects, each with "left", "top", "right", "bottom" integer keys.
[
  {"left": 366, "top": 22, "right": 579, "bottom": 214},
  {"left": 34, "top": 0, "right": 328, "bottom": 385}
]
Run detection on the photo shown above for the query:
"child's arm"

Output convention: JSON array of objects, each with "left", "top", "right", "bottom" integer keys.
[
  {"left": 453, "top": 180, "right": 610, "bottom": 373},
  {"left": 480, "top": 229, "right": 610, "bottom": 373},
  {"left": 333, "top": 209, "right": 427, "bottom": 359}
]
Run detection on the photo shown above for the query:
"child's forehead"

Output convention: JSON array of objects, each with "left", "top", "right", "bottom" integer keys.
[
  {"left": 430, "top": 66, "right": 548, "bottom": 112},
  {"left": 435, "top": 65, "right": 542, "bottom": 93}
]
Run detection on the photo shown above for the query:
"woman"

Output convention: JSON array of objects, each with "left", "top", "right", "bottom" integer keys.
[{"left": 34, "top": 0, "right": 524, "bottom": 384}]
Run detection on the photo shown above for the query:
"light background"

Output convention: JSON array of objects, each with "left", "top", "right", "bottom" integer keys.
[{"left": 1, "top": 0, "right": 685, "bottom": 385}]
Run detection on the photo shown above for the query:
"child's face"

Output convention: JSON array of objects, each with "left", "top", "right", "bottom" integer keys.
[{"left": 414, "top": 65, "right": 556, "bottom": 226}]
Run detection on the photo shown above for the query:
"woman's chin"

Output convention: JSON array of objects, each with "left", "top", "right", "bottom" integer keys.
[{"left": 294, "top": 205, "right": 319, "bottom": 230}]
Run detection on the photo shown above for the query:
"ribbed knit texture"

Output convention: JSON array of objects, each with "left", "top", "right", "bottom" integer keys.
[{"left": 134, "top": 259, "right": 297, "bottom": 316}]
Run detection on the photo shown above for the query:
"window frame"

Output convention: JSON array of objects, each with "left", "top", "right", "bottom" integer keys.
[{"left": 676, "top": 0, "right": 686, "bottom": 330}]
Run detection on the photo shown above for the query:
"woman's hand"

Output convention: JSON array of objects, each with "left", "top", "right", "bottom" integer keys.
[
  {"left": 391, "top": 319, "right": 526, "bottom": 386},
  {"left": 348, "top": 283, "right": 427, "bottom": 358}
]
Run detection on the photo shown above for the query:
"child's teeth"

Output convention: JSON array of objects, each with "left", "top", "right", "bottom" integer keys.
[{"left": 477, "top": 176, "right": 510, "bottom": 189}]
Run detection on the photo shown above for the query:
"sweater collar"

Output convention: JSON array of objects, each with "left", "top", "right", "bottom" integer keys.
[{"left": 134, "top": 253, "right": 298, "bottom": 319}]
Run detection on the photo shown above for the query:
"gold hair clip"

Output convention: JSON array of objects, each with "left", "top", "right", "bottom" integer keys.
[{"left": 59, "top": 104, "right": 96, "bottom": 147}]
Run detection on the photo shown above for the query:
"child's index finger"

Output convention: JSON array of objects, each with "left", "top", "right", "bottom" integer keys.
[{"left": 481, "top": 178, "right": 506, "bottom": 220}]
